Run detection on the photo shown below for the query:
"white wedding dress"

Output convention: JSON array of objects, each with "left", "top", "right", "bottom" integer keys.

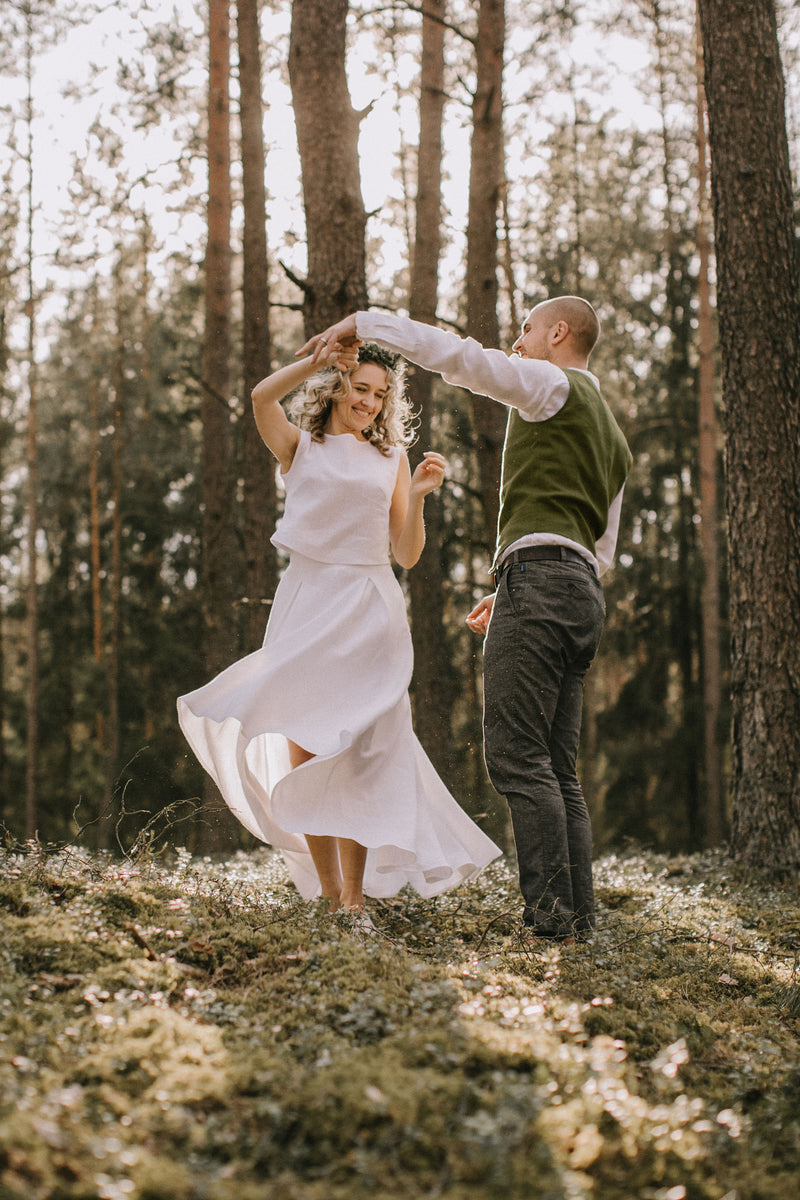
[{"left": 177, "top": 429, "right": 500, "bottom": 899}]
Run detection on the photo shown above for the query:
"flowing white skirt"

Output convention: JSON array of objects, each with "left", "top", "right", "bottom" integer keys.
[{"left": 177, "top": 553, "right": 500, "bottom": 899}]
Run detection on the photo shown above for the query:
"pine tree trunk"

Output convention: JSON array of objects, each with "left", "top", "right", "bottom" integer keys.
[
  {"left": 23, "top": 16, "right": 38, "bottom": 840},
  {"left": 649, "top": 3, "right": 705, "bottom": 845},
  {"left": 98, "top": 264, "right": 125, "bottom": 850},
  {"left": 288, "top": 0, "right": 367, "bottom": 333},
  {"left": 25, "top": 320, "right": 39, "bottom": 842},
  {"left": 695, "top": 8, "right": 724, "bottom": 847},
  {"left": 0, "top": 588, "right": 5, "bottom": 819},
  {"left": 697, "top": 0, "right": 800, "bottom": 867},
  {"left": 88, "top": 324, "right": 106, "bottom": 826},
  {"left": 137, "top": 216, "right": 160, "bottom": 744},
  {"left": 466, "top": 0, "right": 506, "bottom": 549},
  {"left": 199, "top": 0, "right": 237, "bottom": 849},
  {"left": 237, "top": 0, "right": 277, "bottom": 654},
  {"left": 0, "top": 299, "right": 6, "bottom": 812},
  {"left": 406, "top": 0, "right": 457, "bottom": 782},
  {"left": 202, "top": 0, "right": 235, "bottom": 681}
]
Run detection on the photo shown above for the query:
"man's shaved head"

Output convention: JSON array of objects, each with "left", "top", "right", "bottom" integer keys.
[{"left": 531, "top": 296, "right": 600, "bottom": 359}]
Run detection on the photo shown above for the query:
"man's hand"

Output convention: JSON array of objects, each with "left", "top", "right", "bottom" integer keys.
[
  {"left": 297, "top": 313, "right": 360, "bottom": 363},
  {"left": 466, "top": 593, "right": 495, "bottom": 635}
]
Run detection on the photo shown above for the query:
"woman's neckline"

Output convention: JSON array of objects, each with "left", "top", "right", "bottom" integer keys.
[{"left": 322, "top": 431, "right": 371, "bottom": 443}]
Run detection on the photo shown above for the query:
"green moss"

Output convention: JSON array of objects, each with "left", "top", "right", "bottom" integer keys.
[
  {"left": 594, "top": 885, "right": 643, "bottom": 913},
  {"left": 0, "top": 879, "right": 32, "bottom": 915},
  {"left": 93, "top": 886, "right": 153, "bottom": 924},
  {"left": 1, "top": 845, "right": 799, "bottom": 1200}
]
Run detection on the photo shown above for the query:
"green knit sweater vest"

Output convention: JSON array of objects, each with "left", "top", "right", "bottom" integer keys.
[{"left": 493, "top": 368, "right": 632, "bottom": 568}]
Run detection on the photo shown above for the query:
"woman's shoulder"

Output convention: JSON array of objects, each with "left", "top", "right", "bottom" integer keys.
[{"left": 380, "top": 440, "right": 405, "bottom": 463}]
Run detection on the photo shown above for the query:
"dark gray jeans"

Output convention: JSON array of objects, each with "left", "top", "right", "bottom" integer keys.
[{"left": 483, "top": 557, "right": 605, "bottom": 936}]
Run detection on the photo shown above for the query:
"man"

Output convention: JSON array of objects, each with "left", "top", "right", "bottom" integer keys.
[{"left": 299, "top": 298, "right": 632, "bottom": 938}]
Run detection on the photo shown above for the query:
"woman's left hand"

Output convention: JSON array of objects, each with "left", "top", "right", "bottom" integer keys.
[
  {"left": 410, "top": 451, "right": 446, "bottom": 497},
  {"left": 333, "top": 344, "right": 360, "bottom": 372},
  {"left": 315, "top": 341, "right": 359, "bottom": 372},
  {"left": 297, "top": 314, "right": 360, "bottom": 362}
]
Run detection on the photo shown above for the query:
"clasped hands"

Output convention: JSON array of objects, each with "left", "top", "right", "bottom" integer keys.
[{"left": 296, "top": 314, "right": 361, "bottom": 371}]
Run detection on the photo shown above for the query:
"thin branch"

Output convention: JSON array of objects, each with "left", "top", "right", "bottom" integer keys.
[
  {"left": 279, "top": 259, "right": 311, "bottom": 296},
  {"left": 352, "top": 2, "right": 475, "bottom": 45},
  {"left": 182, "top": 362, "right": 233, "bottom": 410}
]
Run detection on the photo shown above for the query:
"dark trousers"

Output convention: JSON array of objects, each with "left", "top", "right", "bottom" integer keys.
[{"left": 483, "top": 558, "right": 605, "bottom": 936}]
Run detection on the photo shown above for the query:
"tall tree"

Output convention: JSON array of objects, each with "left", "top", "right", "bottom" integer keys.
[
  {"left": 697, "top": 0, "right": 800, "bottom": 866},
  {"left": 202, "top": 0, "right": 235, "bottom": 681},
  {"left": 646, "top": 0, "right": 704, "bottom": 846},
  {"left": 87, "top": 284, "right": 106, "bottom": 832},
  {"left": 22, "top": 0, "right": 39, "bottom": 838},
  {"left": 200, "top": 0, "right": 237, "bottom": 848},
  {"left": 405, "top": 0, "right": 457, "bottom": 780},
  {"left": 97, "top": 256, "right": 126, "bottom": 848},
  {"left": 465, "top": 0, "right": 506, "bottom": 545},
  {"left": 288, "top": 0, "right": 368, "bottom": 333},
  {"left": 0, "top": 163, "right": 14, "bottom": 818},
  {"left": 2, "top": 0, "right": 82, "bottom": 839},
  {"left": 694, "top": 5, "right": 724, "bottom": 846},
  {"left": 237, "top": 0, "right": 277, "bottom": 653}
]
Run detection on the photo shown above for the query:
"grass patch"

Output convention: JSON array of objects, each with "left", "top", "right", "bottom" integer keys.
[{"left": 0, "top": 843, "right": 797, "bottom": 1199}]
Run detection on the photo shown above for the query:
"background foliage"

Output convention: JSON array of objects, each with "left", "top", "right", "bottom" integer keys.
[{"left": 1, "top": 0, "right": 799, "bottom": 853}]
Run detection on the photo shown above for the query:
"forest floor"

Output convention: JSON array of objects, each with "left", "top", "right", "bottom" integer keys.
[{"left": 1, "top": 839, "right": 799, "bottom": 1200}]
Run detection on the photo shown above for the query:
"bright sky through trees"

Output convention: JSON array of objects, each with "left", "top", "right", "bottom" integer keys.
[{"left": 2, "top": 0, "right": 798, "bottom": 358}]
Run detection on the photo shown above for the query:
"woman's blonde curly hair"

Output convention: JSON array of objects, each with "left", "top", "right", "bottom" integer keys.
[{"left": 290, "top": 344, "right": 415, "bottom": 455}]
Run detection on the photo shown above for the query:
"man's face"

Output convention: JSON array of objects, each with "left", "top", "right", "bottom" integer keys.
[{"left": 511, "top": 307, "right": 553, "bottom": 360}]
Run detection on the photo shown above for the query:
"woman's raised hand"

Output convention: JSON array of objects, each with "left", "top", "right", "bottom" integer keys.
[
  {"left": 332, "top": 343, "right": 360, "bottom": 372},
  {"left": 297, "top": 313, "right": 360, "bottom": 363},
  {"left": 410, "top": 451, "right": 446, "bottom": 497},
  {"left": 308, "top": 337, "right": 359, "bottom": 372}
]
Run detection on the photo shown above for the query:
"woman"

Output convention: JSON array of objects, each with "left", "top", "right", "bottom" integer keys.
[{"left": 177, "top": 338, "right": 500, "bottom": 918}]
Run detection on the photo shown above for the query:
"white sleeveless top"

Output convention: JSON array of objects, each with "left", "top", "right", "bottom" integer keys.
[{"left": 271, "top": 429, "right": 403, "bottom": 565}]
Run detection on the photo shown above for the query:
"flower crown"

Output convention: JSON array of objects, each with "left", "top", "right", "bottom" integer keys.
[{"left": 357, "top": 343, "right": 400, "bottom": 372}]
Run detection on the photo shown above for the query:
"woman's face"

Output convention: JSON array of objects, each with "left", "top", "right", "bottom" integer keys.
[{"left": 329, "top": 363, "right": 388, "bottom": 437}]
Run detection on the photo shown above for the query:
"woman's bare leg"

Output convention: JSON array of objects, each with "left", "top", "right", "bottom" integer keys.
[
  {"left": 288, "top": 738, "right": 342, "bottom": 911},
  {"left": 288, "top": 739, "right": 315, "bottom": 770},
  {"left": 305, "top": 835, "right": 342, "bottom": 910},
  {"left": 337, "top": 838, "right": 367, "bottom": 911}
]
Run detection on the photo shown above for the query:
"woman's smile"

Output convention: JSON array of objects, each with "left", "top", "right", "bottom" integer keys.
[{"left": 328, "top": 362, "right": 388, "bottom": 437}]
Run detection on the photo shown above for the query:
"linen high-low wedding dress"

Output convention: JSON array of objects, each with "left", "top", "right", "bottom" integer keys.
[{"left": 177, "top": 428, "right": 500, "bottom": 899}]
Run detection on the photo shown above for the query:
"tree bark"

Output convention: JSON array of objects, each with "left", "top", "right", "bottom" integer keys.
[
  {"left": 405, "top": 0, "right": 457, "bottom": 781},
  {"left": 202, "top": 0, "right": 235, "bottom": 681},
  {"left": 651, "top": 1, "right": 702, "bottom": 846},
  {"left": 237, "top": 0, "right": 277, "bottom": 654},
  {"left": 97, "top": 262, "right": 125, "bottom": 850},
  {"left": 25, "top": 290, "right": 39, "bottom": 842},
  {"left": 694, "top": 7, "right": 724, "bottom": 847},
  {"left": 88, "top": 297, "right": 106, "bottom": 829},
  {"left": 466, "top": 0, "right": 506, "bottom": 548},
  {"left": 288, "top": 0, "right": 368, "bottom": 334},
  {"left": 697, "top": 0, "right": 800, "bottom": 867},
  {"left": 199, "top": 0, "right": 237, "bottom": 849},
  {"left": 23, "top": 9, "right": 38, "bottom": 840}
]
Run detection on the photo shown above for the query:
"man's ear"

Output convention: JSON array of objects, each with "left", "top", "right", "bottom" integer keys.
[{"left": 550, "top": 320, "right": 569, "bottom": 345}]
